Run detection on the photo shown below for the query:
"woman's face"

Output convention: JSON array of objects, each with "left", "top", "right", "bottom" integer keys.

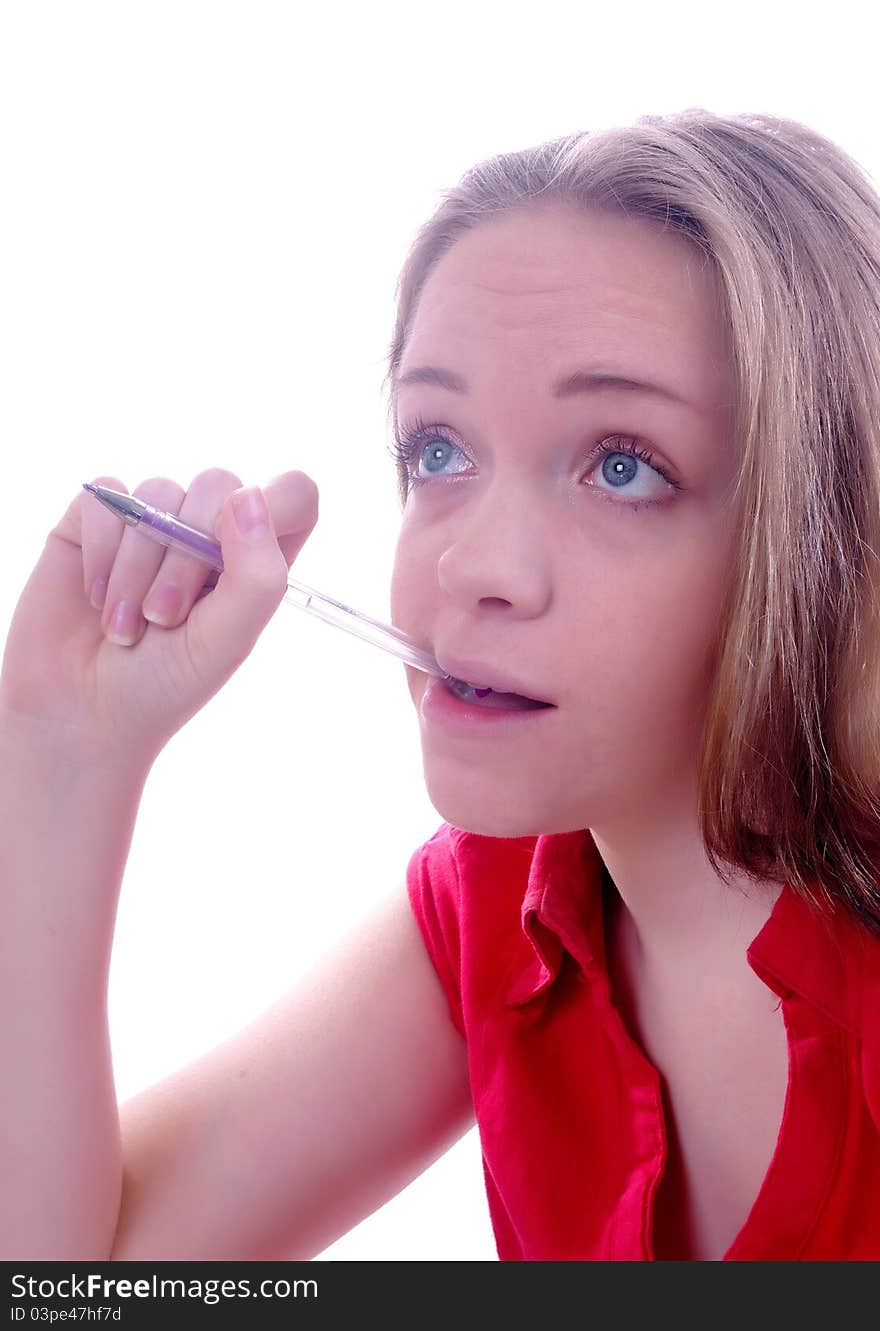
[{"left": 390, "top": 203, "right": 741, "bottom": 838}]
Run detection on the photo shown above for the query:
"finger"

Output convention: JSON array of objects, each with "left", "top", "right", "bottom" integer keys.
[
  {"left": 190, "top": 470, "right": 318, "bottom": 605},
  {"left": 54, "top": 475, "right": 129, "bottom": 611},
  {"left": 99, "top": 477, "right": 188, "bottom": 645},
  {"left": 184, "top": 483, "right": 292, "bottom": 677},
  {"left": 140, "top": 468, "right": 244, "bottom": 629},
  {"left": 259, "top": 470, "right": 320, "bottom": 569}
]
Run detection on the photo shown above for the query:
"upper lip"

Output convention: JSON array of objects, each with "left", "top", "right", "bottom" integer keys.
[{"left": 435, "top": 653, "right": 556, "bottom": 706}]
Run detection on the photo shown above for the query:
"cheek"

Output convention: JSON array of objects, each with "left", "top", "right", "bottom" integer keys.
[
  {"left": 578, "top": 535, "right": 730, "bottom": 719},
  {"left": 389, "top": 526, "right": 428, "bottom": 629}
]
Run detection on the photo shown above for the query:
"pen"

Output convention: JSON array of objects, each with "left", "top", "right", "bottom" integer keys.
[{"left": 82, "top": 483, "right": 448, "bottom": 679}]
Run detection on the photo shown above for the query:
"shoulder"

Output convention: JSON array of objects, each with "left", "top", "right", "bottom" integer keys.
[
  {"left": 405, "top": 822, "right": 467, "bottom": 925},
  {"left": 405, "top": 822, "right": 544, "bottom": 959},
  {"left": 404, "top": 822, "right": 538, "bottom": 1040},
  {"left": 406, "top": 822, "right": 540, "bottom": 905}
]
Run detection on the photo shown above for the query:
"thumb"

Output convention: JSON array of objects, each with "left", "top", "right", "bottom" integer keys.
[{"left": 191, "top": 485, "right": 290, "bottom": 673}]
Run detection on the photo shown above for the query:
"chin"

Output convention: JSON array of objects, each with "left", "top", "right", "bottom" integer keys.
[{"left": 422, "top": 786, "right": 573, "bottom": 841}]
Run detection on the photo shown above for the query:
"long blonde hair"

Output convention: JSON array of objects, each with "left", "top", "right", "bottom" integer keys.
[{"left": 382, "top": 109, "right": 880, "bottom": 940}]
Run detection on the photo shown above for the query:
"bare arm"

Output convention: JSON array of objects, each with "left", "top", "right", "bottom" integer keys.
[
  {"left": 0, "top": 467, "right": 325, "bottom": 1259},
  {"left": 0, "top": 714, "right": 475, "bottom": 1261},
  {"left": 0, "top": 723, "right": 151, "bottom": 1259},
  {"left": 109, "top": 884, "right": 474, "bottom": 1261}
]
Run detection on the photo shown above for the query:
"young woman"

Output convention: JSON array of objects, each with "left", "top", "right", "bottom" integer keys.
[{"left": 3, "top": 108, "right": 880, "bottom": 1261}]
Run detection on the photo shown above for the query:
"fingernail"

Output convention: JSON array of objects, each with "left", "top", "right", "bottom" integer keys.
[
  {"left": 106, "top": 599, "right": 142, "bottom": 645},
  {"left": 232, "top": 486, "right": 270, "bottom": 541},
  {"left": 89, "top": 576, "right": 108, "bottom": 611},
  {"left": 143, "top": 582, "right": 182, "bottom": 627}
]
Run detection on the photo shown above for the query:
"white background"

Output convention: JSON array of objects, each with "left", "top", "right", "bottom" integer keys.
[{"left": 1, "top": 0, "right": 876, "bottom": 1261}]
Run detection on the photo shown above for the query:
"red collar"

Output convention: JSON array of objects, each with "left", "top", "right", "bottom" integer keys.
[{"left": 449, "top": 825, "right": 867, "bottom": 1036}]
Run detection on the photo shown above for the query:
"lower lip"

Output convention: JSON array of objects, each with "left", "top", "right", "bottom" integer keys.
[{"left": 419, "top": 675, "right": 555, "bottom": 735}]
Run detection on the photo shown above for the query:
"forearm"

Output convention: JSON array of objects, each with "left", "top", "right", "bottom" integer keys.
[{"left": 0, "top": 726, "right": 152, "bottom": 1259}]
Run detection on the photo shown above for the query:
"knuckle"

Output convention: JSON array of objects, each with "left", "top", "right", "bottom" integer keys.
[
  {"left": 268, "top": 472, "right": 319, "bottom": 537},
  {"left": 195, "top": 467, "right": 242, "bottom": 492},
  {"left": 132, "top": 477, "right": 186, "bottom": 509},
  {"left": 91, "top": 475, "right": 128, "bottom": 493},
  {"left": 77, "top": 477, "right": 127, "bottom": 527},
  {"left": 278, "top": 469, "right": 319, "bottom": 506},
  {"left": 295, "top": 472, "right": 320, "bottom": 512}
]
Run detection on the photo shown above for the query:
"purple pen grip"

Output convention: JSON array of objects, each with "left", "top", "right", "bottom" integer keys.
[{"left": 142, "top": 505, "right": 224, "bottom": 592}]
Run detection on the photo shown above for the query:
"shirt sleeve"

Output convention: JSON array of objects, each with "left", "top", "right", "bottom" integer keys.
[{"left": 405, "top": 823, "right": 467, "bottom": 1040}]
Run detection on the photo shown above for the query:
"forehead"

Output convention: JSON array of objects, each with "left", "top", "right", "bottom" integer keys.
[{"left": 398, "top": 204, "right": 733, "bottom": 409}]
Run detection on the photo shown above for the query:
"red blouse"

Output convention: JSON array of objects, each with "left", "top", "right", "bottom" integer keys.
[{"left": 405, "top": 821, "right": 880, "bottom": 1260}]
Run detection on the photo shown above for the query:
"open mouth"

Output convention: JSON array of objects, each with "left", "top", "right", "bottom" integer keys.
[{"left": 444, "top": 676, "right": 554, "bottom": 712}]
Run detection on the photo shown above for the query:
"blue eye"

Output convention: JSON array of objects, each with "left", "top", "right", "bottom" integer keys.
[
  {"left": 587, "top": 438, "right": 680, "bottom": 511},
  {"left": 390, "top": 425, "right": 470, "bottom": 484},
  {"left": 388, "top": 415, "right": 682, "bottom": 513}
]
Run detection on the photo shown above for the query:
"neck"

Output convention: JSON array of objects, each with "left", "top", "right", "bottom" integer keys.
[{"left": 590, "top": 790, "right": 783, "bottom": 977}]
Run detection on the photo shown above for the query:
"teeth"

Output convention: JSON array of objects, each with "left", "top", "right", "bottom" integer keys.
[
  {"left": 446, "top": 675, "right": 546, "bottom": 712},
  {"left": 449, "top": 677, "right": 490, "bottom": 699}
]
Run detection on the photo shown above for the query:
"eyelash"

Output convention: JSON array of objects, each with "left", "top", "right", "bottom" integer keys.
[{"left": 388, "top": 413, "right": 683, "bottom": 514}]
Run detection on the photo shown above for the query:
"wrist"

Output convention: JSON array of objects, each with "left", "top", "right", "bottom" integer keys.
[{"left": 0, "top": 707, "right": 157, "bottom": 785}]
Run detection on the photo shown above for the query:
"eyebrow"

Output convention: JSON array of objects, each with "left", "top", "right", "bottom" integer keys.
[{"left": 391, "top": 364, "right": 693, "bottom": 409}]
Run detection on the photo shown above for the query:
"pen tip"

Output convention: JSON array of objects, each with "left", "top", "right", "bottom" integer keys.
[{"left": 82, "top": 482, "right": 98, "bottom": 495}]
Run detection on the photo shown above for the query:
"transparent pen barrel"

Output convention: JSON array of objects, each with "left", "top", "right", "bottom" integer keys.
[{"left": 282, "top": 581, "right": 438, "bottom": 674}]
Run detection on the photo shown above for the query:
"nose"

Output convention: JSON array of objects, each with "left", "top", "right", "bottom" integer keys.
[{"left": 435, "top": 484, "right": 552, "bottom": 618}]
